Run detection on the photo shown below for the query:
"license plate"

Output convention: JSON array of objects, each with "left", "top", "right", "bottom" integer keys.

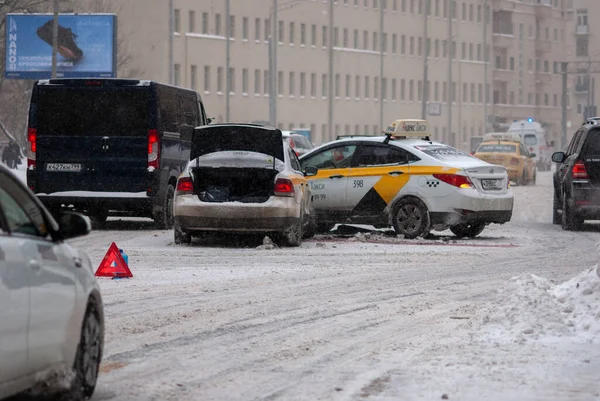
[
  {"left": 481, "top": 179, "right": 503, "bottom": 190},
  {"left": 46, "top": 163, "right": 83, "bottom": 172}
]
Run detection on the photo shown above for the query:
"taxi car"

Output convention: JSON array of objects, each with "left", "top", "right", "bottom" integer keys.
[
  {"left": 473, "top": 133, "right": 536, "bottom": 185},
  {"left": 0, "top": 164, "right": 103, "bottom": 400},
  {"left": 173, "top": 123, "right": 318, "bottom": 246},
  {"left": 298, "top": 119, "right": 514, "bottom": 239}
]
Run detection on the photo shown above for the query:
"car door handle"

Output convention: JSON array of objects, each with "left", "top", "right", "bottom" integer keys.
[
  {"left": 329, "top": 175, "right": 344, "bottom": 179},
  {"left": 29, "top": 259, "right": 41, "bottom": 271},
  {"left": 388, "top": 171, "right": 404, "bottom": 176}
]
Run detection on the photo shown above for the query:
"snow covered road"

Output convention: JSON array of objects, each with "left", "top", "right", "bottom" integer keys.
[{"left": 11, "top": 170, "right": 600, "bottom": 400}]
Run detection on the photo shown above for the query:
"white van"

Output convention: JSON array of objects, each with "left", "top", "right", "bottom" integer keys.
[{"left": 507, "top": 120, "right": 554, "bottom": 171}]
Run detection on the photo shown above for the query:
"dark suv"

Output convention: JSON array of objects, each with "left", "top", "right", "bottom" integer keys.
[{"left": 552, "top": 120, "right": 600, "bottom": 230}]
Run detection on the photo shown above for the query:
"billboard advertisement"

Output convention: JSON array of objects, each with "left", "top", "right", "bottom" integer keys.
[{"left": 4, "top": 13, "right": 117, "bottom": 79}]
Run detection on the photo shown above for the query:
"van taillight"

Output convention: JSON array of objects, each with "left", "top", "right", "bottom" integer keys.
[
  {"left": 274, "top": 178, "right": 295, "bottom": 197},
  {"left": 572, "top": 160, "right": 588, "bottom": 179},
  {"left": 148, "top": 129, "right": 159, "bottom": 169},
  {"left": 27, "top": 127, "right": 37, "bottom": 169}
]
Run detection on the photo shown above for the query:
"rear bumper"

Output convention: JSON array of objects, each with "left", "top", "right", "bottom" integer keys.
[
  {"left": 36, "top": 193, "right": 153, "bottom": 213},
  {"left": 174, "top": 194, "right": 300, "bottom": 232},
  {"left": 570, "top": 183, "right": 600, "bottom": 219},
  {"left": 427, "top": 188, "right": 514, "bottom": 226},
  {"left": 430, "top": 210, "right": 513, "bottom": 226}
]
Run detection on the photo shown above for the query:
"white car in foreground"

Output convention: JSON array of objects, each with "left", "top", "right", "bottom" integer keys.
[
  {"left": 0, "top": 164, "right": 103, "bottom": 400},
  {"left": 299, "top": 119, "right": 514, "bottom": 238}
]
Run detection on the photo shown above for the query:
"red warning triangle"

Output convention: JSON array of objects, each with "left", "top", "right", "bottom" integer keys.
[{"left": 95, "top": 242, "right": 133, "bottom": 278}]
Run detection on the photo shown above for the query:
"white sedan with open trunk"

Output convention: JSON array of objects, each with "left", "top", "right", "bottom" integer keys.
[{"left": 173, "top": 124, "right": 318, "bottom": 246}]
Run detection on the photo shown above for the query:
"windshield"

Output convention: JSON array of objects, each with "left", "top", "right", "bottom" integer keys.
[
  {"left": 35, "top": 88, "right": 150, "bottom": 135},
  {"left": 414, "top": 144, "right": 475, "bottom": 160},
  {"left": 476, "top": 144, "right": 517, "bottom": 153},
  {"left": 524, "top": 135, "right": 537, "bottom": 146}
]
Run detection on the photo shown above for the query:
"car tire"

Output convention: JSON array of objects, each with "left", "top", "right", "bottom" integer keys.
[
  {"left": 67, "top": 300, "right": 102, "bottom": 401},
  {"left": 284, "top": 217, "right": 303, "bottom": 247},
  {"left": 303, "top": 205, "right": 317, "bottom": 239},
  {"left": 520, "top": 172, "right": 528, "bottom": 186},
  {"left": 561, "top": 192, "right": 583, "bottom": 231},
  {"left": 392, "top": 197, "right": 430, "bottom": 239},
  {"left": 154, "top": 184, "right": 175, "bottom": 230},
  {"left": 174, "top": 223, "right": 192, "bottom": 245},
  {"left": 552, "top": 190, "right": 561, "bottom": 225},
  {"left": 450, "top": 222, "right": 486, "bottom": 238}
]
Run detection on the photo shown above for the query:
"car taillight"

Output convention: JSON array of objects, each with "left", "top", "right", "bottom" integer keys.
[
  {"left": 148, "top": 129, "right": 159, "bottom": 169},
  {"left": 27, "top": 127, "right": 37, "bottom": 169},
  {"left": 572, "top": 160, "right": 588, "bottom": 179},
  {"left": 432, "top": 173, "right": 474, "bottom": 189},
  {"left": 176, "top": 177, "right": 194, "bottom": 194},
  {"left": 510, "top": 158, "right": 520, "bottom": 165},
  {"left": 274, "top": 178, "right": 295, "bottom": 197}
]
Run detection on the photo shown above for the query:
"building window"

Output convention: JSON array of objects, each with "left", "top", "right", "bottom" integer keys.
[
  {"left": 418, "top": 80, "right": 421, "bottom": 101},
  {"left": 373, "top": 32, "right": 378, "bottom": 51},
  {"left": 544, "top": 93, "right": 549, "bottom": 106},
  {"left": 452, "top": 82, "right": 456, "bottom": 102},
  {"left": 204, "top": 66, "right": 211, "bottom": 92},
  {"left": 443, "top": 81, "right": 447, "bottom": 102},
  {"left": 382, "top": 77, "right": 387, "bottom": 100},
  {"left": 469, "top": 3, "right": 473, "bottom": 21},
  {"left": 343, "top": 28, "right": 349, "bottom": 48},
  {"left": 174, "top": 63, "right": 181, "bottom": 85},
  {"left": 290, "top": 22, "right": 295, "bottom": 44},
  {"left": 400, "top": 78, "right": 405, "bottom": 100},
  {"left": 418, "top": 37, "right": 422, "bottom": 56},
  {"left": 289, "top": 72, "right": 295, "bottom": 96},
  {"left": 300, "top": 72, "right": 306, "bottom": 97},
  {"left": 279, "top": 21, "right": 284, "bottom": 43},
  {"left": 264, "top": 18, "right": 270, "bottom": 40},
  {"left": 434, "top": 39, "right": 439, "bottom": 57},
  {"left": 322, "top": 26, "right": 328, "bottom": 47},
  {"left": 264, "top": 70, "right": 269, "bottom": 95},
  {"left": 228, "top": 67, "right": 235, "bottom": 93},
  {"left": 300, "top": 23, "right": 306, "bottom": 45},
  {"left": 311, "top": 24, "right": 317, "bottom": 46},
  {"left": 576, "top": 37, "right": 589, "bottom": 57},
  {"left": 509, "top": 91, "right": 514, "bottom": 104},
  {"left": 509, "top": 57, "right": 515, "bottom": 70},
  {"left": 470, "top": 83, "right": 475, "bottom": 103},
  {"left": 409, "top": 79, "right": 414, "bottom": 100},
  {"left": 254, "top": 69, "right": 261, "bottom": 95},
  {"left": 255, "top": 18, "right": 261, "bottom": 41},
  {"left": 401, "top": 35, "right": 406, "bottom": 54},
  {"left": 461, "top": 42, "right": 466, "bottom": 60},
  {"left": 345, "top": 74, "right": 351, "bottom": 98},
  {"left": 188, "top": 10, "right": 195, "bottom": 33},
  {"left": 242, "top": 17, "right": 248, "bottom": 40},
  {"left": 241, "top": 68, "right": 248, "bottom": 94},
  {"left": 374, "top": 77, "right": 379, "bottom": 99},
  {"left": 478, "top": 83, "right": 482, "bottom": 103},
  {"left": 365, "top": 76, "right": 370, "bottom": 98},
  {"left": 278, "top": 71, "right": 284, "bottom": 95},
  {"left": 335, "top": 73, "right": 340, "bottom": 97},
  {"left": 553, "top": 93, "right": 558, "bottom": 107},
  {"left": 334, "top": 27, "right": 339, "bottom": 47},
  {"left": 363, "top": 30, "right": 369, "bottom": 50},
  {"left": 391, "top": 78, "right": 397, "bottom": 100},
  {"left": 392, "top": 34, "right": 397, "bottom": 54},
  {"left": 202, "top": 12, "right": 208, "bottom": 34},
  {"left": 393, "top": 0, "right": 398, "bottom": 11},
  {"left": 355, "top": 75, "right": 361, "bottom": 98},
  {"left": 410, "top": 36, "right": 414, "bottom": 55},
  {"left": 434, "top": 81, "right": 439, "bottom": 100},
  {"left": 190, "top": 65, "right": 197, "bottom": 90},
  {"left": 354, "top": 29, "right": 359, "bottom": 49},
  {"left": 322, "top": 74, "right": 327, "bottom": 97},
  {"left": 215, "top": 14, "right": 221, "bottom": 35},
  {"left": 311, "top": 73, "right": 317, "bottom": 97},
  {"left": 174, "top": 9, "right": 181, "bottom": 33}
]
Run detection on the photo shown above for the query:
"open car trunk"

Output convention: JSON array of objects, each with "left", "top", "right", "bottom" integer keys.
[{"left": 190, "top": 167, "right": 278, "bottom": 203}]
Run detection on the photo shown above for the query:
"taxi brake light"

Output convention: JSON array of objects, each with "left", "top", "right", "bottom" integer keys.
[
  {"left": 176, "top": 177, "right": 194, "bottom": 193},
  {"left": 274, "top": 178, "right": 295, "bottom": 197},
  {"left": 572, "top": 160, "right": 588, "bottom": 179},
  {"left": 433, "top": 173, "right": 474, "bottom": 189}
]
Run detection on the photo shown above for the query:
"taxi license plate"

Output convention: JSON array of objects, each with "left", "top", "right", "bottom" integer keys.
[
  {"left": 481, "top": 179, "right": 502, "bottom": 190},
  {"left": 46, "top": 163, "right": 83, "bottom": 172}
]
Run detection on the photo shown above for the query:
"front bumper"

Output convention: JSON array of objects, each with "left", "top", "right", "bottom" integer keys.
[{"left": 174, "top": 193, "right": 300, "bottom": 233}]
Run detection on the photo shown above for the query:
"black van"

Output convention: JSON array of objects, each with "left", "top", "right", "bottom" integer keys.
[{"left": 26, "top": 78, "right": 208, "bottom": 228}]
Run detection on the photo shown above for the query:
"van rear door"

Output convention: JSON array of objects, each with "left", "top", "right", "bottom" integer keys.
[{"left": 33, "top": 82, "right": 151, "bottom": 194}]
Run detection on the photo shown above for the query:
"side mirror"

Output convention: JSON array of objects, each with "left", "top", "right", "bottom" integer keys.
[
  {"left": 58, "top": 212, "right": 91, "bottom": 240},
  {"left": 304, "top": 166, "right": 318, "bottom": 177},
  {"left": 530, "top": 153, "right": 536, "bottom": 158},
  {"left": 207, "top": 117, "right": 215, "bottom": 124},
  {"left": 551, "top": 151, "right": 566, "bottom": 164}
]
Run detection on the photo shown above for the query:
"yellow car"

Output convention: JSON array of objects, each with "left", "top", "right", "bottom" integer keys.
[{"left": 474, "top": 136, "right": 536, "bottom": 185}]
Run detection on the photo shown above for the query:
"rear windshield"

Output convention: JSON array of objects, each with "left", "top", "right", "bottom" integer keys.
[
  {"left": 35, "top": 88, "right": 150, "bottom": 136},
  {"left": 524, "top": 134, "right": 537, "bottom": 146},
  {"left": 476, "top": 144, "right": 517, "bottom": 153},
  {"left": 581, "top": 129, "right": 600, "bottom": 156},
  {"left": 289, "top": 135, "right": 312, "bottom": 149},
  {"left": 414, "top": 144, "right": 475, "bottom": 160}
]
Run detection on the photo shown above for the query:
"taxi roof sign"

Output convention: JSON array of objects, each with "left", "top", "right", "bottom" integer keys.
[
  {"left": 482, "top": 132, "right": 522, "bottom": 142},
  {"left": 383, "top": 119, "right": 430, "bottom": 137}
]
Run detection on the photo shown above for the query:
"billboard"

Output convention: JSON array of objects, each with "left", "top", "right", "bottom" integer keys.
[{"left": 4, "top": 13, "right": 117, "bottom": 79}]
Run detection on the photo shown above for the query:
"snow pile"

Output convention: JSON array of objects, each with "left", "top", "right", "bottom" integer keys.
[{"left": 477, "top": 266, "right": 600, "bottom": 343}]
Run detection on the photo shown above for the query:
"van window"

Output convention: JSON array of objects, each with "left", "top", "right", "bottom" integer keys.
[
  {"left": 581, "top": 129, "right": 600, "bottom": 156},
  {"left": 524, "top": 134, "right": 537, "bottom": 146},
  {"left": 36, "top": 89, "right": 150, "bottom": 136},
  {"left": 158, "top": 89, "right": 180, "bottom": 132},
  {"left": 179, "top": 95, "right": 200, "bottom": 127}
]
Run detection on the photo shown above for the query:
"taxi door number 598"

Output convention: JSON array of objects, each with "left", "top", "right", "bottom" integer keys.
[{"left": 353, "top": 180, "right": 364, "bottom": 188}]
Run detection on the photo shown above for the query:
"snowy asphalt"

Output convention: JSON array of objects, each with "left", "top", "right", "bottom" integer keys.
[{"left": 13, "top": 171, "right": 600, "bottom": 400}]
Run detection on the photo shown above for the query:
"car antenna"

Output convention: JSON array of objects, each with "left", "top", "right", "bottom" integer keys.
[{"left": 383, "top": 133, "right": 392, "bottom": 144}]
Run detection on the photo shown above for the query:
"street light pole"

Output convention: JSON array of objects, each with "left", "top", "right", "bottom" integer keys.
[
  {"left": 272, "top": 0, "right": 278, "bottom": 127},
  {"left": 483, "top": 0, "right": 488, "bottom": 134},
  {"left": 421, "top": 0, "right": 429, "bottom": 120},
  {"left": 379, "top": 0, "right": 384, "bottom": 131},
  {"left": 51, "top": 0, "right": 59, "bottom": 78},
  {"left": 447, "top": 0, "right": 453, "bottom": 146},
  {"left": 327, "top": 0, "right": 334, "bottom": 141},
  {"left": 225, "top": 0, "right": 231, "bottom": 121}
]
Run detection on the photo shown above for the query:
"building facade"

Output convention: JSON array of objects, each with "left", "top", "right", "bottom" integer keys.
[{"left": 73, "top": 0, "right": 578, "bottom": 149}]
